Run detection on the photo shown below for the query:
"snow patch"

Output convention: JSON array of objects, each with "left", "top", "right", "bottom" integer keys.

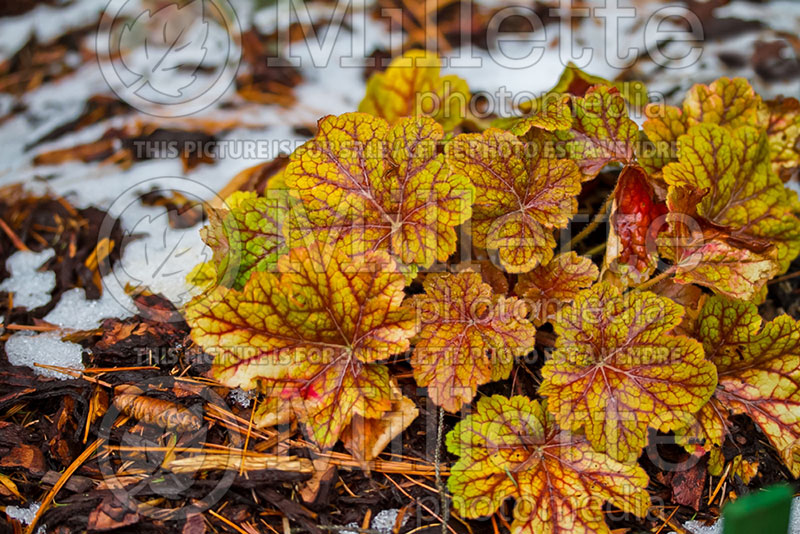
[
  {"left": 339, "top": 509, "right": 407, "bottom": 534},
  {"left": 4, "top": 272, "right": 134, "bottom": 379},
  {"left": 681, "top": 518, "right": 723, "bottom": 534},
  {"left": 44, "top": 280, "right": 134, "bottom": 331},
  {"left": 0, "top": 249, "right": 56, "bottom": 309},
  {"left": 229, "top": 388, "right": 253, "bottom": 408},
  {"left": 675, "top": 496, "right": 800, "bottom": 534},
  {"left": 4, "top": 502, "right": 40, "bottom": 525},
  {"left": 371, "top": 509, "right": 406, "bottom": 534},
  {"left": 0, "top": 0, "right": 108, "bottom": 61},
  {"left": 5, "top": 331, "right": 85, "bottom": 379}
]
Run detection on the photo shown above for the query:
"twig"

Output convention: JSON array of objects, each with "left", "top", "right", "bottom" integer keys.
[
  {"left": 384, "top": 476, "right": 458, "bottom": 534},
  {"left": 768, "top": 270, "right": 800, "bottom": 285},
  {"left": 80, "top": 366, "right": 160, "bottom": 374},
  {"left": 434, "top": 407, "right": 449, "bottom": 534},
  {"left": 6, "top": 323, "right": 59, "bottom": 332},
  {"left": 33, "top": 363, "right": 113, "bottom": 388},
  {"left": 209, "top": 509, "right": 252, "bottom": 534},
  {"left": 708, "top": 462, "right": 732, "bottom": 505},
  {"left": 569, "top": 194, "right": 614, "bottom": 249},
  {"left": 584, "top": 242, "right": 607, "bottom": 257},
  {"left": 240, "top": 396, "right": 259, "bottom": 476},
  {"left": 651, "top": 509, "right": 688, "bottom": 534},
  {"left": 633, "top": 265, "right": 677, "bottom": 292},
  {"left": 165, "top": 453, "right": 312, "bottom": 474},
  {"left": 654, "top": 506, "right": 680, "bottom": 534},
  {"left": 0, "top": 218, "right": 29, "bottom": 251},
  {"left": 26, "top": 418, "right": 126, "bottom": 534}
]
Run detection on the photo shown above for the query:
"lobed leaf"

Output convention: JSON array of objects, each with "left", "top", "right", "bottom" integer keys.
[
  {"left": 660, "top": 228, "right": 778, "bottom": 301},
  {"left": 518, "top": 62, "right": 648, "bottom": 114},
  {"left": 197, "top": 191, "right": 289, "bottom": 290},
  {"left": 660, "top": 123, "right": 800, "bottom": 297},
  {"left": 358, "top": 49, "right": 469, "bottom": 131},
  {"left": 638, "top": 104, "right": 685, "bottom": 179},
  {"left": 285, "top": 113, "right": 473, "bottom": 268},
  {"left": 603, "top": 165, "right": 667, "bottom": 284},
  {"left": 509, "top": 95, "right": 572, "bottom": 136},
  {"left": 447, "top": 395, "right": 651, "bottom": 534},
  {"left": 410, "top": 272, "right": 536, "bottom": 412},
  {"left": 540, "top": 282, "right": 716, "bottom": 462},
  {"left": 761, "top": 96, "right": 800, "bottom": 182},
  {"left": 679, "top": 296, "right": 800, "bottom": 476},
  {"left": 514, "top": 251, "right": 598, "bottom": 325},
  {"left": 641, "top": 78, "right": 760, "bottom": 176},
  {"left": 446, "top": 128, "right": 582, "bottom": 272},
  {"left": 552, "top": 85, "right": 639, "bottom": 180},
  {"left": 185, "top": 243, "right": 416, "bottom": 448},
  {"left": 641, "top": 78, "right": 800, "bottom": 181},
  {"left": 682, "top": 76, "right": 761, "bottom": 128}
]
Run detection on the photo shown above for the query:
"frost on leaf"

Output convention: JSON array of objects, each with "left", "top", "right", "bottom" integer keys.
[
  {"left": 284, "top": 113, "right": 473, "bottom": 268},
  {"left": 185, "top": 244, "right": 417, "bottom": 449},
  {"left": 514, "top": 252, "right": 598, "bottom": 325},
  {"left": 540, "top": 282, "right": 716, "bottom": 462},
  {"left": 678, "top": 296, "right": 800, "bottom": 477},
  {"left": 410, "top": 272, "right": 535, "bottom": 412},
  {"left": 552, "top": 85, "right": 639, "bottom": 180},
  {"left": 358, "top": 49, "right": 469, "bottom": 131},
  {"left": 603, "top": 165, "right": 667, "bottom": 285},
  {"left": 447, "top": 395, "right": 650, "bottom": 534},
  {"left": 659, "top": 123, "right": 800, "bottom": 298},
  {"left": 195, "top": 191, "right": 288, "bottom": 290},
  {"left": 446, "top": 128, "right": 582, "bottom": 272}
]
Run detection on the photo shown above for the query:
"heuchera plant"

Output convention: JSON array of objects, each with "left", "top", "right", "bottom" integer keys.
[
  {"left": 186, "top": 49, "right": 800, "bottom": 532},
  {"left": 447, "top": 395, "right": 651, "bottom": 534}
]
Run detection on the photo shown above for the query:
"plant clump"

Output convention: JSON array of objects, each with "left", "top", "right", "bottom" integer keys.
[{"left": 186, "top": 50, "right": 800, "bottom": 533}]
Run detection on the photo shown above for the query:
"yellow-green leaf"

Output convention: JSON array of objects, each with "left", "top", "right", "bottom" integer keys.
[
  {"left": 285, "top": 112, "right": 473, "bottom": 268},
  {"left": 358, "top": 49, "right": 469, "bottom": 131},
  {"left": 553, "top": 85, "right": 640, "bottom": 180},
  {"left": 447, "top": 395, "right": 650, "bottom": 534},
  {"left": 185, "top": 243, "right": 417, "bottom": 448},
  {"left": 446, "top": 128, "right": 582, "bottom": 272},
  {"left": 518, "top": 62, "right": 648, "bottom": 114},
  {"left": 197, "top": 190, "right": 289, "bottom": 290},
  {"left": 640, "top": 77, "right": 798, "bottom": 180},
  {"left": 540, "top": 282, "right": 716, "bottom": 462},
  {"left": 660, "top": 123, "right": 800, "bottom": 295},
  {"left": 514, "top": 251, "right": 598, "bottom": 325},
  {"left": 509, "top": 95, "right": 572, "bottom": 136},
  {"left": 761, "top": 96, "right": 800, "bottom": 181},
  {"left": 681, "top": 296, "right": 800, "bottom": 476},
  {"left": 411, "top": 272, "right": 535, "bottom": 412}
]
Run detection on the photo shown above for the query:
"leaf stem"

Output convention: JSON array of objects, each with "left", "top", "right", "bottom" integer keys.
[
  {"left": 633, "top": 265, "right": 678, "bottom": 292},
  {"left": 584, "top": 242, "right": 607, "bottom": 257},
  {"left": 569, "top": 193, "right": 614, "bottom": 250}
]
